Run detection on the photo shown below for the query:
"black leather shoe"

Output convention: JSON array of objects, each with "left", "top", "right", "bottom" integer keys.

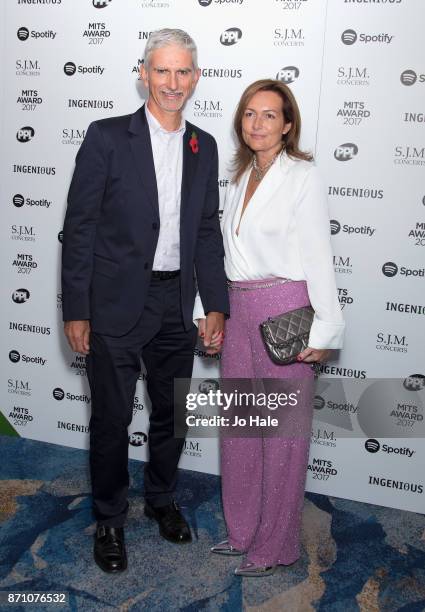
[
  {"left": 144, "top": 500, "right": 192, "bottom": 543},
  {"left": 94, "top": 525, "right": 127, "bottom": 573}
]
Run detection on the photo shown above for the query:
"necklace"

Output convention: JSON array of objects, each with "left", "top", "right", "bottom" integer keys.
[{"left": 252, "top": 152, "right": 279, "bottom": 182}]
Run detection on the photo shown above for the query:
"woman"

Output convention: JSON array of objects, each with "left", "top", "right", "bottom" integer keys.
[{"left": 195, "top": 79, "right": 344, "bottom": 577}]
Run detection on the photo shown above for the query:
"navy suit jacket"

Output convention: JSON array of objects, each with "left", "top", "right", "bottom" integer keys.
[{"left": 61, "top": 105, "right": 229, "bottom": 336}]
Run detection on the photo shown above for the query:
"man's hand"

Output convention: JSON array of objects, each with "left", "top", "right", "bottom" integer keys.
[
  {"left": 64, "top": 320, "right": 91, "bottom": 355},
  {"left": 297, "top": 347, "right": 330, "bottom": 364},
  {"left": 197, "top": 312, "right": 225, "bottom": 355}
]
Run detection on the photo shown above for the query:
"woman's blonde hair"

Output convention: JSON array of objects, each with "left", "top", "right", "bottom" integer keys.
[{"left": 232, "top": 79, "right": 312, "bottom": 183}]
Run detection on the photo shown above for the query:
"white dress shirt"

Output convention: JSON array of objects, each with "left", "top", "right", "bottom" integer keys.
[
  {"left": 194, "top": 151, "right": 345, "bottom": 349},
  {"left": 146, "top": 105, "right": 185, "bottom": 271}
]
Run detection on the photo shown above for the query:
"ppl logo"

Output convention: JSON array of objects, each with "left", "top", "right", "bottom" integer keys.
[
  {"left": 16, "top": 126, "right": 35, "bottom": 143},
  {"left": 53, "top": 387, "right": 65, "bottom": 400},
  {"left": 199, "top": 379, "right": 220, "bottom": 393},
  {"left": 403, "top": 374, "right": 425, "bottom": 391},
  {"left": 334, "top": 143, "right": 358, "bottom": 161},
  {"left": 365, "top": 439, "right": 380, "bottom": 453},
  {"left": 276, "top": 66, "right": 299, "bottom": 84},
  {"left": 64, "top": 62, "right": 76, "bottom": 76},
  {"left": 93, "top": 0, "right": 112, "bottom": 6},
  {"left": 330, "top": 220, "right": 341, "bottom": 235},
  {"left": 13, "top": 194, "right": 25, "bottom": 208},
  {"left": 341, "top": 29, "right": 357, "bottom": 45},
  {"left": 12, "top": 288, "right": 30, "bottom": 304},
  {"left": 17, "top": 27, "right": 29, "bottom": 41},
  {"left": 382, "top": 262, "right": 398, "bottom": 277},
  {"left": 129, "top": 431, "right": 147, "bottom": 447},
  {"left": 220, "top": 28, "right": 242, "bottom": 46}
]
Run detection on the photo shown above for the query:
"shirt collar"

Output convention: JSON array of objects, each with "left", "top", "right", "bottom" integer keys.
[{"left": 145, "top": 104, "right": 186, "bottom": 136}]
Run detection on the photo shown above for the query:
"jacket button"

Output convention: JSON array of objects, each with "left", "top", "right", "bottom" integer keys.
[
  {"left": 144, "top": 262, "right": 149, "bottom": 270},
  {"left": 152, "top": 222, "right": 158, "bottom": 230}
]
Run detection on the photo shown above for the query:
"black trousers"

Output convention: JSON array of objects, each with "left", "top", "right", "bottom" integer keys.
[{"left": 86, "top": 276, "right": 197, "bottom": 527}]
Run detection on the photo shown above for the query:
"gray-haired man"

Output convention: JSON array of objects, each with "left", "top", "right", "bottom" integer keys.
[{"left": 62, "top": 29, "right": 228, "bottom": 572}]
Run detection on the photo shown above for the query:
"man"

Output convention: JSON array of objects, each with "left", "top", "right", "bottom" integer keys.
[{"left": 62, "top": 29, "right": 228, "bottom": 573}]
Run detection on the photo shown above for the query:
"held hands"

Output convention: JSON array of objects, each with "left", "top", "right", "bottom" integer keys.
[
  {"left": 64, "top": 320, "right": 91, "bottom": 355},
  {"left": 197, "top": 312, "right": 225, "bottom": 355},
  {"left": 297, "top": 347, "right": 330, "bottom": 364}
]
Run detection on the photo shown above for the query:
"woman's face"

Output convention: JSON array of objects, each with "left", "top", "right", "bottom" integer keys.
[{"left": 241, "top": 90, "right": 291, "bottom": 157}]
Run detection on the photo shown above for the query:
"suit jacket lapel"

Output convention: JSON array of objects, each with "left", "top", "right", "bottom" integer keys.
[
  {"left": 128, "top": 105, "right": 159, "bottom": 218},
  {"left": 181, "top": 122, "right": 200, "bottom": 218}
]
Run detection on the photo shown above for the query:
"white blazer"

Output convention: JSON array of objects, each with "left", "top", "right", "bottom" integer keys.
[{"left": 194, "top": 151, "right": 345, "bottom": 349}]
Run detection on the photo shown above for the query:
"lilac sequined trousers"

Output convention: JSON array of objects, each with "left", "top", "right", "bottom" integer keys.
[{"left": 220, "top": 278, "right": 314, "bottom": 567}]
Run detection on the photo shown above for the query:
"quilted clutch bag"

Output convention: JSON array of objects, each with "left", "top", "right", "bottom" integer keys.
[{"left": 259, "top": 306, "right": 314, "bottom": 365}]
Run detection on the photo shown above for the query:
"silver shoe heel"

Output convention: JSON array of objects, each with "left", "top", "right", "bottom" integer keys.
[
  {"left": 210, "top": 540, "right": 243, "bottom": 556},
  {"left": 234, "top": 563, "right": 276, "bottom": 577}
]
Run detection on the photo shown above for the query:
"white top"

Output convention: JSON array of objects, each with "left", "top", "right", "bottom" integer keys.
[
  {"left": 146, "top": 105, "right": 185, "bottom": 271},
  {"left": 194, "top": 152, "right": 345, "bottom": 349}
]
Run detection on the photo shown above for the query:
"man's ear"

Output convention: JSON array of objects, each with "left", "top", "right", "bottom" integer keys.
[
  {"left": 192, "top": 67, "right": 201, "bottom": 89},
  {"left": 139, "top": 63, "right": 149, "bottom": 87}
]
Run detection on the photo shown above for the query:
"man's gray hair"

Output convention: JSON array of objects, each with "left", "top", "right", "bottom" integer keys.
[{"left": 144, "top": 29, "right": 198, "bottom": 70}]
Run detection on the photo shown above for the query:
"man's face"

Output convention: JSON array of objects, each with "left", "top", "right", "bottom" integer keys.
[{"left": 140, "top": 44, "right": 200, "bottom": 115}]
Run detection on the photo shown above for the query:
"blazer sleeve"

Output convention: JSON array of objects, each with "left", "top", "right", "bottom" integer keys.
[
  {"left": 61, "top": 121, "right": 107, "bottom": 321},
  {"left": 194, "top": 139, "right": 229, "bottom": 317},
  {"left": 294, "top": 165, "right": 345, "bottom": 349}
]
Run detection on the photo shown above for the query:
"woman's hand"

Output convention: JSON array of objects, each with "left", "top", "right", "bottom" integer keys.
[
  {"left": 297, "top": 347, "right": 330, "bottom": 363},
  {"left": 197, "top": 316, "right": 224, "bottom": 355}
]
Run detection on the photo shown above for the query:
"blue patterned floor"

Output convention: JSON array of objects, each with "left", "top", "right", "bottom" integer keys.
[{"left": 0, "top": 436, "right": 424, "bottom": 611}]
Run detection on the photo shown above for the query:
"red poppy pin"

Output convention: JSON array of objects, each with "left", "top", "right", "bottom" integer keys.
[{"left": 189, "top": 131, "right": 199, "bottom": 154}]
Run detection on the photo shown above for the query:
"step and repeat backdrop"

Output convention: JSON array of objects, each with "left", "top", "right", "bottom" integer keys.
[{"left": 1, "top": 0, "right": 424, "bottom": 513}]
